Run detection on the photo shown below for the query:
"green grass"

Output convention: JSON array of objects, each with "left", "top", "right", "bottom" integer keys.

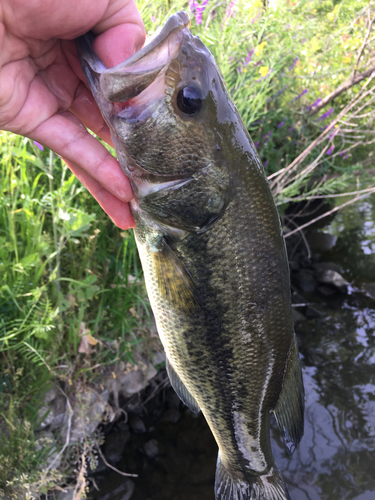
[{"left": 0, "top": 133, "right": 151, "bottom": 498}]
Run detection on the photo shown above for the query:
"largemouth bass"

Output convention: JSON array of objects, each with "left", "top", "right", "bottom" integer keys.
[{"left": 77, "top": 12, "right": 304, "bottom": 500}]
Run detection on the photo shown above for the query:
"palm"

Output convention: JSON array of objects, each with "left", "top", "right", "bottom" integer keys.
[{"left": 0, "top": 0, "right": 145, "bottom": 228}]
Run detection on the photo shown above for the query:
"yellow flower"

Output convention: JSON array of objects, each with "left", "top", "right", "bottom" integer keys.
[
  {"left": 254, "top": 41, "right": 267, "bottom": 56},
  {"left": 259, "top": 66, "right": 269, "bottom": 78},
  {"left": 327, "top": 12, "right": 334, "bottom": 21}
]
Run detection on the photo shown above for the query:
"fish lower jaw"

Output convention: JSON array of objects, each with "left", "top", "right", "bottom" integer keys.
[{"left": 132, "top": 177, "right": 192, "bottom": 198}]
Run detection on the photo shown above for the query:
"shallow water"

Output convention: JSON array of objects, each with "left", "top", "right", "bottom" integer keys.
[{"left": 90, "top": 196, "right": 375, "bottom": 500}]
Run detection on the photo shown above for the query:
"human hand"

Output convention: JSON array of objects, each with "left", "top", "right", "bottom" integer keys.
[{"left": 0, "top": 0, "right": 145, "bottom": 228}]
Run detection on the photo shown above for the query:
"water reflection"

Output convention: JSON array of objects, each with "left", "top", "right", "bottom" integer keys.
[
  {"left": 275, "top": 303, "right": 375, "bottom": 500},
  {"left": 277, "top": 195, "right": 375, "bottom": 499}
]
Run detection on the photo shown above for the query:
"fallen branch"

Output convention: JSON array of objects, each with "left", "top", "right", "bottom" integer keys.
[
  {"left": 284, "top": 187, "right": 375, "bottom": 238},
  {"left": 352, "top": 10, "right": 375, "bottom": 81},
  {"left": 95, "top": 437, "right": 138, "bottom": 478},
  {"left": 309, "top": 65, "right": 375, "bottom": 117},
  {"left": 270, "top": 76, "right": 375, "bottom": 193}
]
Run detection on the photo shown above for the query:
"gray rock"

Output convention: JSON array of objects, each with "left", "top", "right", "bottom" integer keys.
[
  {"left": 129, "top": 414, "right": 147, "bottom": 434},
  {"left": 162, "top": 408, "right": 182, "bottom": 423},
  {"left": 35, "top": 431, "right": 61, "bottom": 469},
  {"left": 118, "top": 363, "right": 157, "bottom": 398},
  {"left": 100, "top": 479, "right": 135, "bottom": 500},
  {"left": 152, "top": 351, "right": 166, "bottom": 367},
  {"left": 307, "top": 231, "right": 337, "bottom": 252},
  {"left": 61, "top": 389, "right": 109, "bottom": 444},
  {"left": 43, "top": 386, "right": 58, "bottom": 404},
  {"left": 363, "top": 282, "right": 375, "bottom": 300},
  {"left": 305, "top": 306, "right": 322, "bottom": 319},
  {"left": 50, "top": 393, "right": 68, "bottom": 430},
  {"left": 312, "top": 261, "right": 342, "bottom": 273},
  {"left": 104, "top": 430, "right": 130, "bottom": 463},
  {"left": 37, "top": 405, "right": 55, "bottom": 429},
  {"left": 318, "top": 285, "right": 336, "bottom": 296},
  {"left": 315, "top": 269, "right": 348, "bottom": 291},
  {"left": 292, "top": 309, "right": 306, "bottom": 324},
  {"left": 55, "top": 489, "right": 74, "bottom": 500},
  {"left": 296, "top": 269, "right": 317, "bottom": 294},
  {"left": 143, "top": 439, "right": 159, "bottom": 459}
]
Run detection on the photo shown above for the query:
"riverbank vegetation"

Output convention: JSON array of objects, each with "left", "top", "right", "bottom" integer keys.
[{"left": 1, "top": 0, "right": 374, "bottom": 498}]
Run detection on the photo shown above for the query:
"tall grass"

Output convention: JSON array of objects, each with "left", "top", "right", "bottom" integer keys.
[{"left": 0, "top": 133, "right": 150, "bottom": 498}]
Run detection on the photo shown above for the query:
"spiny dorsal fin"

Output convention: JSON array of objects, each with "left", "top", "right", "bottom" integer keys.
[
  {"left": 273, "top": 338, "right": 305, "bottom": 455},
  {"left": 167, "top": 358, "right": 200, "bottom": 413}
]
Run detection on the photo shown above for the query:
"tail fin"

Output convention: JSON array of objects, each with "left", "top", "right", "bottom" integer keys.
[{"left": 215, "top": 453, "right": 291, "bottom": 500}]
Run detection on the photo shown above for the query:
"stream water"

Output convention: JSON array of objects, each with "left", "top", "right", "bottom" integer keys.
[{"left": 89, "top": 195, "right": 375, "bottom": 500}]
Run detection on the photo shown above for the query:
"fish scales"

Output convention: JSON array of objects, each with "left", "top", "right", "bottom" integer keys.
[{"left": 77, "top": 11, "right": 304, "bottom": 500}]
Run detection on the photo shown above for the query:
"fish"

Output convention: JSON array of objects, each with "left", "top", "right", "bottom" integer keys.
[{"left": 76, "top": 11, "right": 304, "bottom": 500}]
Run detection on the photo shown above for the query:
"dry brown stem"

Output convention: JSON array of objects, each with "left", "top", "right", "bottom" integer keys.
[
  {"left": 284, "top": 187, "right": 375, "bottom": 238},
  {"left": 269, "top": 76, "right": 375, "bottom": 195}
]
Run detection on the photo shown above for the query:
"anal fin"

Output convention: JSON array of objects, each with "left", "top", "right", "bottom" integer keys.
[
  {"left": 273, "top": 338, "right": 305, "bottom": 454},
  {"left": 167, "top": 358, "right": 200, "bottom": 414}
]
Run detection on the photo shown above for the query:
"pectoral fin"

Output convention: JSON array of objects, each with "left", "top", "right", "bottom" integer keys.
[
  {"left": 167, "top": 358, "right": 200, "bottom": 413},
  {"left": 273, "top": 339, "right": 305, "bottom": 455},
  {"left": 151, "top": 237, "right": 202, "bottom": 314}
]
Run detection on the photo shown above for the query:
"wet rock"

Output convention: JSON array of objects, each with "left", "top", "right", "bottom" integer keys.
[
  {"left": 315, "top": 269, "right": 348, "bottom": 291},
  {"left": 318, "top": 285, "right": 337, "bottom": 296},
  {"left": 362, "top": 282, "right": 375, "bottom": 300},
  {"left": 104, "top": 432, "right": 130, "bottom": 464},
  {"left": 305, "top": 306, "right": 322, "bottom": 319},
  {"left": 292, "top": 308, "right": 306, "bottom": 324},
  {"left": 307, "top": 231, "right": 337, "bottom": 252},
  {"left": 126, "top": 403, "right": 143, "bottom": 415},
  {"left": 296, "top": 269, "right": 317, "bottom": 294},
  {"left": 129, "top": 414, "right": 147, "bottom": 434},
  {"left": 165, "top": 389, "right": 181, "bottom": 409},
  {"left": 99, "top": 479, "right": 135, "bottom": 500},
  {"left": 143, "top": 439, "right": 159, "bottom": 459},
  {"left": 312, "top": 261, "right": 342, "bottom": 274},
  {"left": 104, "top": 429, "right": 130, "bottom": 463},
  {"left": 291, "top": 291, "right": 308, "bottom": 305},
  {"left": 289, "top": 259, "right": 300, "bottom": 271},
  {"left": 161, "top": 408, "right": 182, "bottom": 424}
]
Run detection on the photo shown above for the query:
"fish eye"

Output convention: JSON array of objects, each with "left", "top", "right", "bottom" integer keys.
[{"left": 176, "top": 86, "right": 203, "bottom": 115}]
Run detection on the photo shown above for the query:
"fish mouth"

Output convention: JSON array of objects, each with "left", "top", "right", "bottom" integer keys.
[
  {"left": 76, "top": 12, "right": 194, "bottom": 191},
  {"left": 76, "top": 11, "right": 191, "bottom": 105}
]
